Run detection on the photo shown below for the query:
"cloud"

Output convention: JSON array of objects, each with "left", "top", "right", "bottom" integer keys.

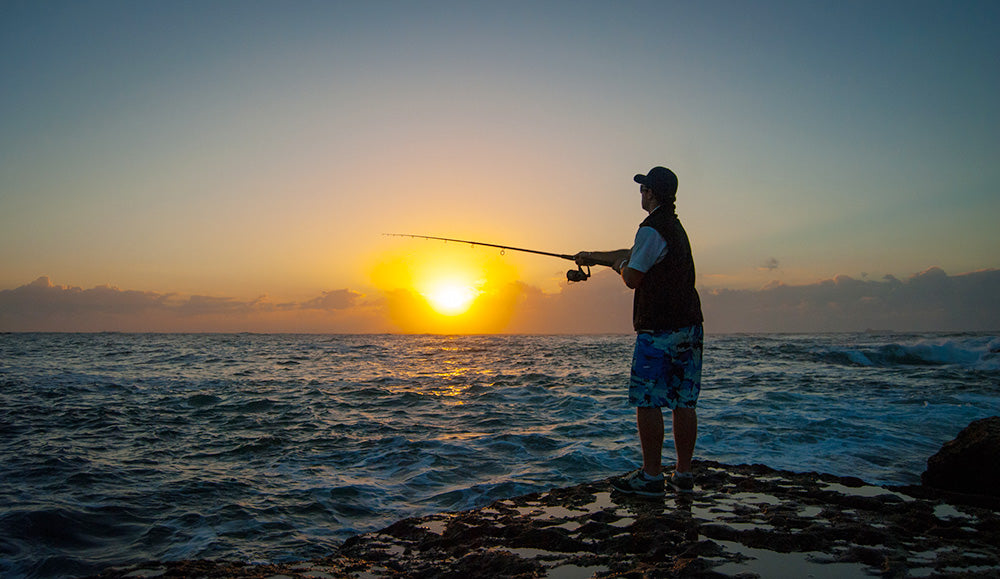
[
  {"left": 505, "top": 271, "right": 633, "bottom": 334},
  {"left": 300, "top": 289, "right": 363, "bottom": 311},
  {"left": 0, "top": 277, "right": 377, "bottom": 332},
  {"left": 702, "top": 267, "right": 1000, "bottom": 333},
  {"left": 2, "top": 268, "right": 998, "bottom": 333},
  {"left": 0, "top": 276, "right": 171, "bottom": 317},
  {"left": 505, "top": 266, "right": 1000, "bottom": 333},
  {"left": 758, "top": 257, "right": 780, "bottom": 271}
]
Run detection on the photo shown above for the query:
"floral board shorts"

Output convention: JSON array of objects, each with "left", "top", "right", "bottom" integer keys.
[{"left": 628, "top": 324, "right": 704, "bottom": 409}]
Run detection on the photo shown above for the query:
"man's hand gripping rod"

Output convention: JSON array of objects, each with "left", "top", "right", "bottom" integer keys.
[{"left": 383, "top": 233, "right": 616, "bottom": 282}]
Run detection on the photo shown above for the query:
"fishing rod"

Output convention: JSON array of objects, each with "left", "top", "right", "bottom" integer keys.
[{"left": 384, "top": 233, "right": 594, "bottom": 282}]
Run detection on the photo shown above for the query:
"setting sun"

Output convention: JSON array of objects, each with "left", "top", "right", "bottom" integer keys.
[
  {"left": 370, "top": 245, "right": 523, "bottom": 333},
  {"left": 423, "top": 281, "right": 480, "bottom": 316}
]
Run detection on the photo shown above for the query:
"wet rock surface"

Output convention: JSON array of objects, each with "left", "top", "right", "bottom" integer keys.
[
  {"left": 94, "top": 459, "right": 1000, "bottom": 578},
  {"left": 922, "top": 415, "right": 1000, "bottom": 497}
]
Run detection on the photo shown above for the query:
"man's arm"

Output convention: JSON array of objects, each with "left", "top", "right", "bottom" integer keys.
[
  {"left": 575, "top": 249, "right": 643, "bottom": 286},
  {"left": 618, "top": 225, "right": 667, "bottom": 289},
  {"left": 574, "top": 249, "right": 631, "bottom": 269}
]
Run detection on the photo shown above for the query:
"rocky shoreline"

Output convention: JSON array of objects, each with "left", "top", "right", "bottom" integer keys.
[{"left": 93, "top": 458, "right": 1000, "bottom": 578}]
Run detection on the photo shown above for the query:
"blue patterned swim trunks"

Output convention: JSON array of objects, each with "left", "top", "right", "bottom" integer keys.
[{"left": 629, "top": 324, "right": 704, "bottom": 408}]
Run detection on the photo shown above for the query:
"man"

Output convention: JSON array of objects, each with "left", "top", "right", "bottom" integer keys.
[{"left": 575, "top": 166, "right": 704, "bottom": 495}]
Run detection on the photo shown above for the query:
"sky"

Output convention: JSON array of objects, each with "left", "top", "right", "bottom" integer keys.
[{"left": 1, "top": 1, "right": 998, "bottom": 333}]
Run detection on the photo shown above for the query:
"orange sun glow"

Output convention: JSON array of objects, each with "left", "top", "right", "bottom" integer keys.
[
  {"left": 370, "top": 245, "right": 522, "bottom": 333},
  {"left": 422, "top": 280, "right": 480, "bottom": 316}
]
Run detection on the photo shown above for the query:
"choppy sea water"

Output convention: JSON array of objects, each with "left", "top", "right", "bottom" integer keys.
[{"left": 1, "top": 332, "right": 998, "bottom": 578}]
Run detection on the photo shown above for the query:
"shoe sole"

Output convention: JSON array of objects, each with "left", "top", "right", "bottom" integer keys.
[
  {"left": 609, "top": 482, "right": 664, "bottom": 497},
  {"left": 666, "top": 482, "right": 694, "bottom": 493}
]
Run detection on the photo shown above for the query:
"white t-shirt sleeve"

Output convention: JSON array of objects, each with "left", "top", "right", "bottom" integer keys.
[{"left": 626, "top": 226, "right": 668, "bottom": 273}]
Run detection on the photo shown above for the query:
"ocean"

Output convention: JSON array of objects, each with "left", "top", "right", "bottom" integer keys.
[{"left": 1, "top": 332, "right": 998, "bottom": 578}]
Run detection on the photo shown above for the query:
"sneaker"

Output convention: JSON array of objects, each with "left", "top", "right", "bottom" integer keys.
[
  {"left": 667, "top": 471, "right": 694, "bottom": 492},
  {"left": 609, "top": 468, "right": 664, "bottom": 496}
]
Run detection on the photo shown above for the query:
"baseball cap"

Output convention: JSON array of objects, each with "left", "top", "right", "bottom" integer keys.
[{"left": 634, "top": 166, "right": 678, "bottom": 198}]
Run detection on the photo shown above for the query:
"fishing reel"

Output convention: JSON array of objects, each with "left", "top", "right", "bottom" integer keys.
[{"left": 567, "top": 265, "right": 591, "bottom": 282}]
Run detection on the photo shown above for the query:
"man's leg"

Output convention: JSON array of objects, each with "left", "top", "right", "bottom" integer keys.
[
  {"left": 672, "top": 407, "right": 697, "bottom": 473},
  {"left": 637, "top": 406, "right": 664, "bottom": 476}
]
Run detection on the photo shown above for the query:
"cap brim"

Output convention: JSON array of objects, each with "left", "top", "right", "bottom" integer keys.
[{"left": 633, "top": 174, "right": 646, "bottom": 185}]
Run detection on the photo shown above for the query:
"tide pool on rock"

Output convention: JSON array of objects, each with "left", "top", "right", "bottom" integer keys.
[{"left": 95, "top": 460, "right": 1000, "bottom": 578}]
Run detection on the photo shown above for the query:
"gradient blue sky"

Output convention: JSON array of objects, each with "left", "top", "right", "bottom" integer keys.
[{"left": 1, "top": 1, "right": 997, "bottom": 332}]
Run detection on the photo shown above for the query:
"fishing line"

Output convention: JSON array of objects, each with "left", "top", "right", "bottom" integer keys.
[{"left": 384, "top": 233, "right": 592, "bottom": 282}]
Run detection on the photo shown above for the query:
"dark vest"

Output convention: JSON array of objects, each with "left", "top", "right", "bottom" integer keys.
[{"left": 633, "top": 209, "right": 704, "bottom": 332}]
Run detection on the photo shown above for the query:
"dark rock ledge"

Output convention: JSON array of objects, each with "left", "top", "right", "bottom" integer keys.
[{"left": 93, "top": 459, "right": 1000, "bottom": 579}]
